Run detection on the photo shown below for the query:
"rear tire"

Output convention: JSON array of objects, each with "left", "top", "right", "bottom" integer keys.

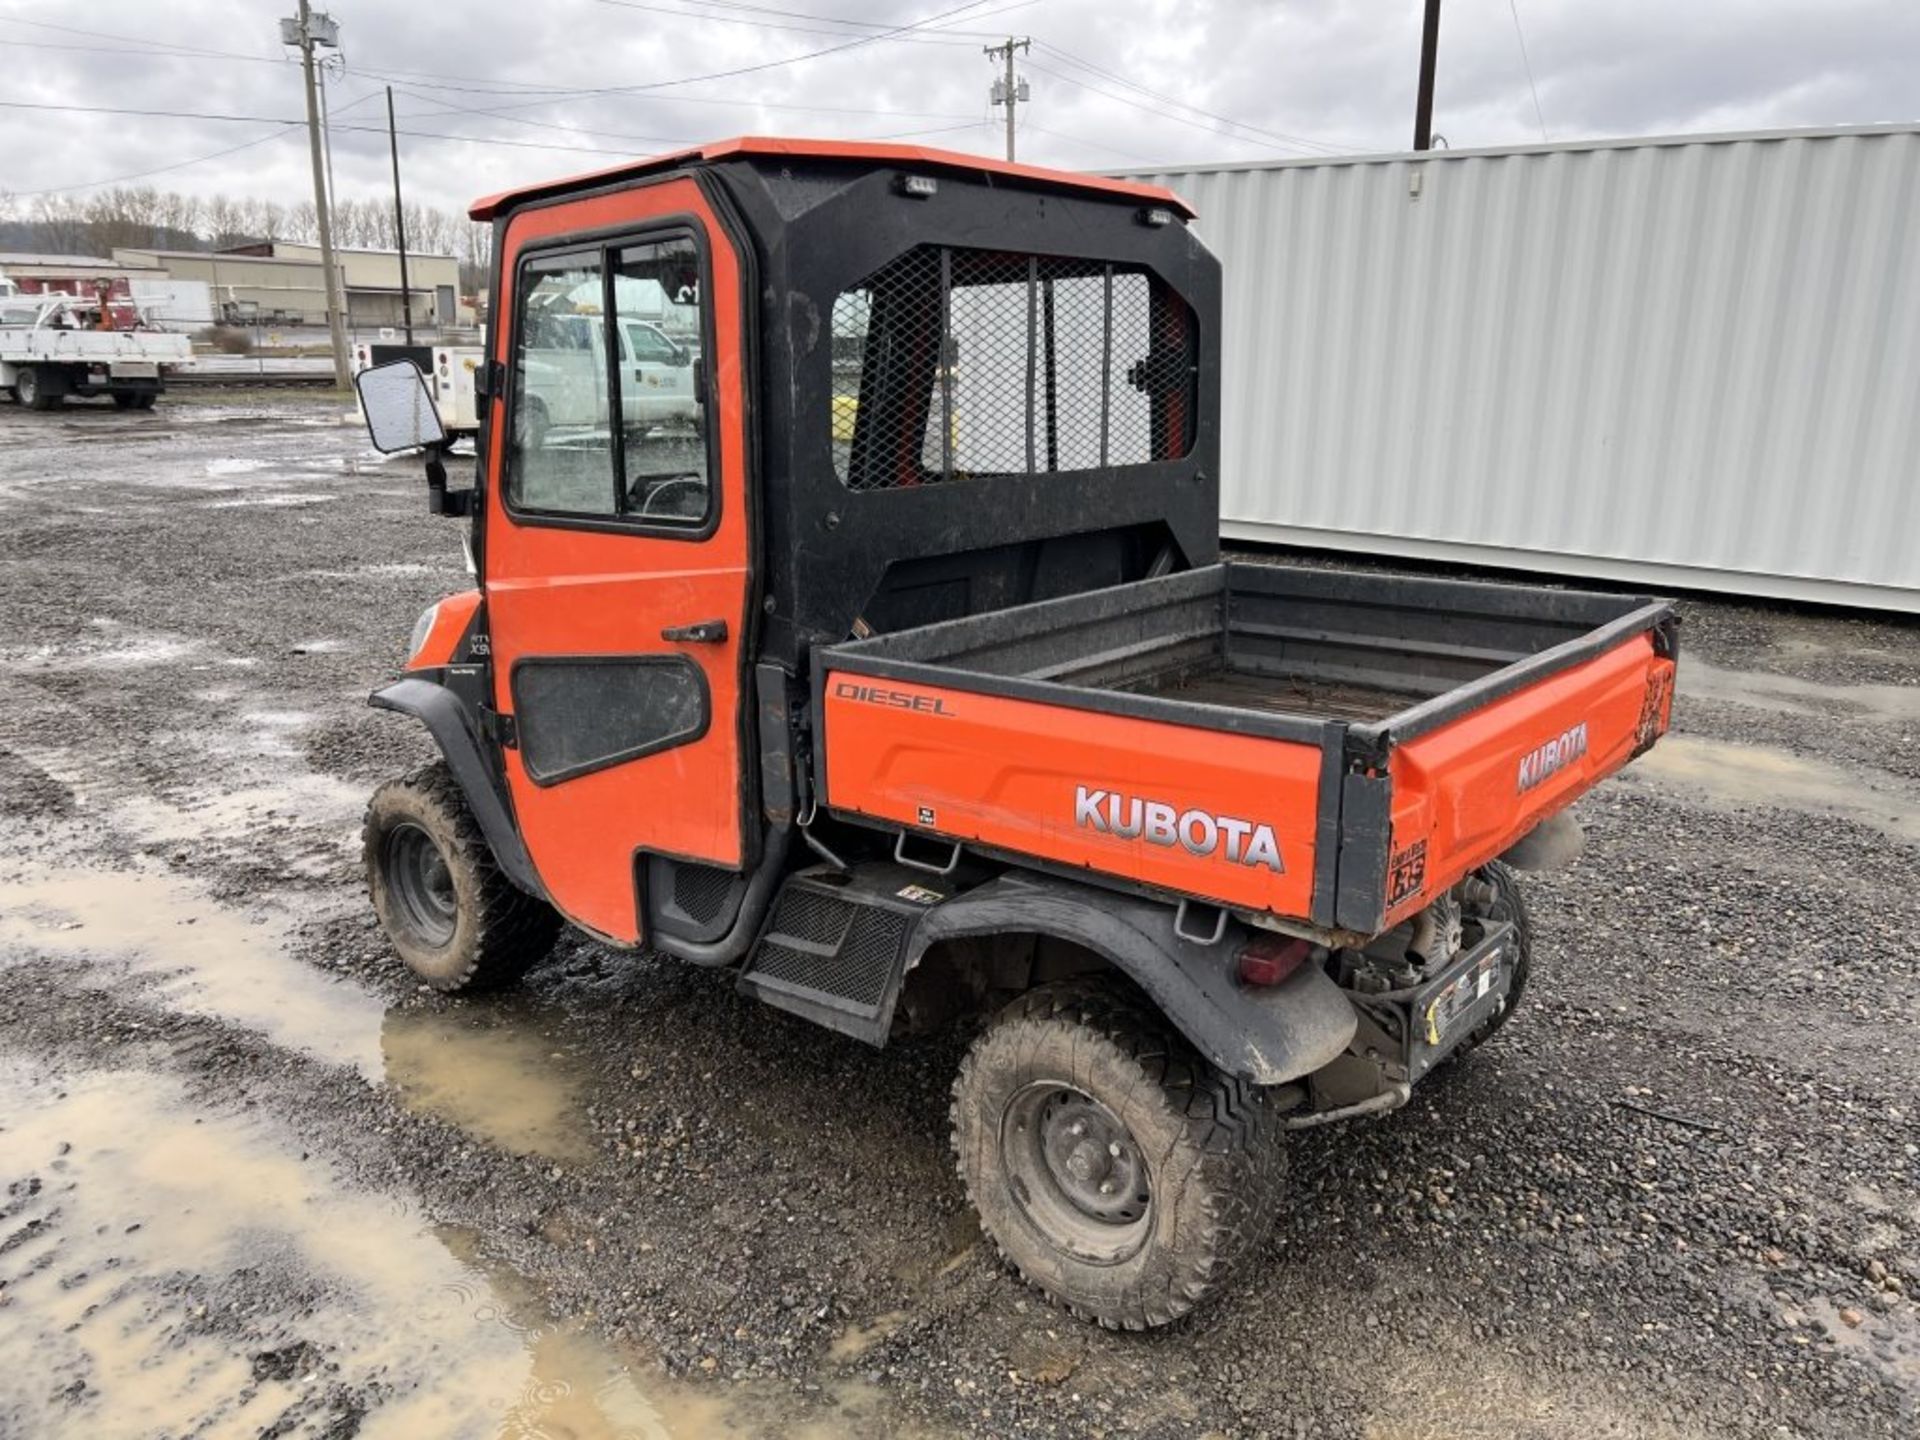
[
  {"left": 364, "top": 760, "right": 561, "bottom": 992},
  {"left": 113, "top": 391, "right": 157, "bottom": 411},
  {"left": 1454, "top": 860, "right": 1532, "bottom": 1054},
  {"left": 951, "top": 981, "right": 1285, "bottom": 1330}
]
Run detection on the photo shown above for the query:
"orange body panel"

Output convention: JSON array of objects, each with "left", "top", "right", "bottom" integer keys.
[
  {"left": 821, "top": 675, "right": 1324, "bottom": 918},
  {"left": 482, "top": 177, "right": 751, "bottom": 944},
  {"left": 1380, "top": 637, "right": 1675, "bottom": 927},
  {"left": 404, "top": 588, "right": 479, "bottom": 671}
]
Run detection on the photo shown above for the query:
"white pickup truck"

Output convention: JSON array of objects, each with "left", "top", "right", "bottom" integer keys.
[
  {"left": 1, "top": 297, "right": 193, "bottom": 410},
  {"left": 518, "top": 311, "right": 700, "bottom": 448}
]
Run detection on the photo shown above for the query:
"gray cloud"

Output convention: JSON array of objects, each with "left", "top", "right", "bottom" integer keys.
[{"left": 1, "top": 0, "right": 1914, "bottom": 224}]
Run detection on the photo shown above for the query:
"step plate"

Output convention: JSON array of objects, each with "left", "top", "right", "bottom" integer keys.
[{"left": 739, "top": 865, "right": 951, "bottom": 1044}]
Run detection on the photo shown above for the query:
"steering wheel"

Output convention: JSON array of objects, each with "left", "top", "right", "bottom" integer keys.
[{"left": 633, "top": 474, "right": 705, "bottom": 518}]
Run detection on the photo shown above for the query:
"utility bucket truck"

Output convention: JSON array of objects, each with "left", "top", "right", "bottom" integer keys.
[{"left": 1, "top": 296, "right": 192, "bottom": 409}]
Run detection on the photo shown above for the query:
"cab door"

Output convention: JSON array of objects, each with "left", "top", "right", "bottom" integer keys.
[{"left": 480, "top": 178, "right": 751, "bottom": 944}]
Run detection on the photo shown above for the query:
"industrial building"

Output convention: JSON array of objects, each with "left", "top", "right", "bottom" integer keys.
[
  {"left": 0, "top": 252, "right": 155, "bottom": 306},
  {"left": 110, "top": 242, "right": 465, "bottom": 332},
  {"left": 1127, "top": 123, "right": 1920, "bottom": 612}
]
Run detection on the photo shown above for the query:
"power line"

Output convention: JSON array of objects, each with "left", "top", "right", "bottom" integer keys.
[
  {"left": 1030, "top": 42, "right": 1357, "bottom": 156},
  {"left": 351, "top": 59, "right": 983, "bottom": 122},
  {"left": 0, "top": 100, "right": 640, "bottom": 156},
  {"left": 1020, "top": 123, "right": 1145, "bottom": 164},
  {"left": 0, "top": 14, "right": 282, "bottom": 65},
  {"left": 440, "top": 0, "right": 1007, "bottom": 119},
  {"left": 1508, "top": 0, "right": 1550, "bottom": 141},
  {"left": 0, "top": 36, "right": 286, "bottom": 64},
  {"left": 606, "top": 0, "right": 1025, "bottom": 37},
  {"left": 588, "top": 0, "right": 987, "bottom": 45},
  {"left": 1019, "top": 57, "right": 1312, "bottom": 157},
  {"left": 6, "top": 128, "right": 298, "bottom": 199}
]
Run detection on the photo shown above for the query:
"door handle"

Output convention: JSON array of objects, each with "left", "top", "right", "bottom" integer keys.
[{"left": 661, "top": 619, "right": 728, "bottom": 644}]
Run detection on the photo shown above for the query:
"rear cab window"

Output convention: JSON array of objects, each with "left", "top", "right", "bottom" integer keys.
[{"left": 828, "top": 244, "right": 1198, "bottom": 493}]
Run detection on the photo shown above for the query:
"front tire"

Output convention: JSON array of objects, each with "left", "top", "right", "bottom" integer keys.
[
  {"left": 951, "top": 982, "right": 1285, "bottom": 1329},
  {"left": 364, "top": 760, "right": 561, "bottom": 992}
]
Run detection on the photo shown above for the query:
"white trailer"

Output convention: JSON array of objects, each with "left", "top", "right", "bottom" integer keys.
[
  {"left": 1125, "top": 123, "right": 1920, "bottom": 613},
  {"left": 1, "top": 296, "right": 193, "bottom": 410},
  {"left": 351, "top": 339, "right": 484, "bottom": 439}
]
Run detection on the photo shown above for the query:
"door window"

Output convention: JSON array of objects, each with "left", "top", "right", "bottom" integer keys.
[
  {"left": 505, "top": 233, "right": 712, "bottom": 529},
  {"left": 509, "top": 252, "right": 615, "bottom": 516},
  {"left": 614, "top": 237, "right": 708, "bottom": 526}
]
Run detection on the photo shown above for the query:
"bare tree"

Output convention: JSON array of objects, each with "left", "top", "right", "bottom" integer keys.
[
  {"left": 30, "top": 196, "right": 86, "bottom": 254},
  {"left": 287, "top": 198, "right": 317, "bottom": 244}
]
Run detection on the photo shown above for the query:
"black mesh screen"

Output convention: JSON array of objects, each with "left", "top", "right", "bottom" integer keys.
[
  {"left": 830, "top": 246, "right": 1196, "bottom": 491},
  {"left": 512, "top": 657, "right": 707, "bottom": 785},
  {"left": 673, "top": 862, "right": 737, "bottom": 924}
]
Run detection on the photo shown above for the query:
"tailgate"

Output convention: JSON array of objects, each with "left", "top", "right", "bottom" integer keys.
[{"left": 1340, "top": 623, "right": 1676, "bottom": 933}]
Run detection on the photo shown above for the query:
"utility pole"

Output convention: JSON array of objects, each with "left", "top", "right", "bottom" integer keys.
[
  {"left": 984, "top": 37, "right": 1030, "bottom": 162},
  {"left": 286, "top": 1, "right": 350, "bottom": 389},
  {"left": 317, "top": 54, "right": 340, "bottom": 224},
  {"left": 1413, "top": 0, "right": 1442, "bottom": 151},
  {"left": 385, "top": 88, "right": 414, "bottom": 345}
]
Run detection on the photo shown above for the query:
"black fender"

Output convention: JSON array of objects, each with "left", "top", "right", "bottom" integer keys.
[
  {"left": 368, "top": 677, "right": 547, "bottom": 900},
  {"left": 909, "top": 871, "right": 1358, "bottom": 1085}
]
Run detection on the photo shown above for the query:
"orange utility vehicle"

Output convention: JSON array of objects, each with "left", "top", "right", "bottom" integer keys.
[{"left": 354, "top": 138, "right": 1678, "bottom": 1329}]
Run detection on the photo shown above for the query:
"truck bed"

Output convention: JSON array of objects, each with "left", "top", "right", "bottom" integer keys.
[
  {"left": 818, "top": 562, "right": 1677, "bottom": 936},
  {"left": 1103, "top": 659, "right": 1417, "bottom": 723}
]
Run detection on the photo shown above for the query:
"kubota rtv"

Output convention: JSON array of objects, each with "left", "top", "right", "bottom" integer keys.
[{"left": 353, "top": 138, "right": 1677, "bottom": 1328}]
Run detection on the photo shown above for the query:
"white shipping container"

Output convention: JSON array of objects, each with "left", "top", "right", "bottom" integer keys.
[{"left": 1126, "top": 124, "right": 1920, "bottom": 611}]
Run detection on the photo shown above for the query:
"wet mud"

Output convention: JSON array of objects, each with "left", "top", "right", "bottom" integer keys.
[{"left": 0, "top": 397, "right": 1916, "bottom": 1438}]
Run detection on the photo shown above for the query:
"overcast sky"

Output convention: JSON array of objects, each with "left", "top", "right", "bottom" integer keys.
[{"left": 3, "top": 0, "right": 1916, "bottom": 222}]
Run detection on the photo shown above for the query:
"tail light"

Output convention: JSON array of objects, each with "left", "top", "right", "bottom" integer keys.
[{"left": 1237, "top": 935, "right": 1313, "bottom": 987}]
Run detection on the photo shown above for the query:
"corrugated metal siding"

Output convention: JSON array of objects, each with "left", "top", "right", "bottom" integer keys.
[{"left": 1129, "top": 127, "right": 1920, "bottom": 610}]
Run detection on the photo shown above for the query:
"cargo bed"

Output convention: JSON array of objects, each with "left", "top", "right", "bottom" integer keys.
[{"left": 819, "top": 562, "right": 1677, "bottom": 936}]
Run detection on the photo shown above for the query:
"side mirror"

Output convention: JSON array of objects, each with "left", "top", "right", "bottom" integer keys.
[{"left": 355, "top": 359, "right": 447, "bottom": 454}]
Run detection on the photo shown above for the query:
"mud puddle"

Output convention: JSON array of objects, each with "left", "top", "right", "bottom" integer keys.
[
  {"left": 1618, "top": 734, "right": 1920, "bottom": 845},
  {"left": 381, "top": 1007, "right": 594, "bottom": 1163},
  {"left": 0, "top": 865, "right": 386, "bottom": 1078},
  {"left": 0, "top": 863, "right": 603, "bottom": 1166},
  {"left": 0, "top": 1062, "right": 927, "bottom": 1439},
  {"left": 1681, "top": 658, "right": 1920, "bottom": 727}
]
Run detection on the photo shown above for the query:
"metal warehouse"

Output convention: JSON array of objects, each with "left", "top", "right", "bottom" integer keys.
[{"left": 1127, "top": 124, "right": 1920, "bottom": 611}]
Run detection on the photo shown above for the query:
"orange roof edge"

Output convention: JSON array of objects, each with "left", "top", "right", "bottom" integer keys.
[{"left": 468, "top": 135, "right": 1194, "bottom": 222}]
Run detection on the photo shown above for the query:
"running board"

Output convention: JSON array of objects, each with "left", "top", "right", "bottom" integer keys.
[{"left": 738, "top": 863, "right": 954, "bottom": 1045}]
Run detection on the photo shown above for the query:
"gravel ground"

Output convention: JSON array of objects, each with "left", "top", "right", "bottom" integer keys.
[{"left": 0, "top": 393, "right": 1915, "bottom": 1439}]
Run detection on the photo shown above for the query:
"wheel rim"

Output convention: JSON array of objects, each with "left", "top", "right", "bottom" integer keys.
[
  {"left": 999, "top": 1082, "right": 1153, "bottom": 1266},
  {"left": 17, "top": 371, "right": 37, "bottom": 404},
  {"left": 382, "top": 822, "right": 458, "bottom": 948}
]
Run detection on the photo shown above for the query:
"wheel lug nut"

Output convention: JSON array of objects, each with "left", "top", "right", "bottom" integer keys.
[
  {"left": 1069, "top": 1121, "right": 1085, "bottom": 1136},
  {"left": 1099, "top": 1180, "right": 1115, "bottom": 1195}
]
